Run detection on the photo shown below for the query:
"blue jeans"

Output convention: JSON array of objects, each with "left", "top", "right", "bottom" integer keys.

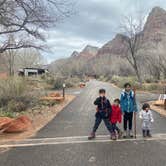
[{"left": 92, "top": 116, "right": 112, "bottom": 133}]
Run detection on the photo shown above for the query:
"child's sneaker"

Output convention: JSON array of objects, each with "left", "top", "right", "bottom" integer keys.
[
  {"left": 142, "top": 130, "right": 146, "bottom": 138},
  {"left": 118, "top": 130, "right": 123, "bottom": 139},
  {"left": 147, "top": 130, "right": 152, "bottom": 137},
  {"left": 88, "top": 132, "right": 95, "bottom": 140},
  {"left": 111, "top": 133, "right": 117, "bottom": 140},
  {"left": 129, "top": 130, "right": 133, "bottom": 138},
  {"left": 123, "top": 130, "right": 127, "bottom": 138}
]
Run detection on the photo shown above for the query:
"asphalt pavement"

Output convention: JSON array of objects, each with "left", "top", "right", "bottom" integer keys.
[{"left": 0, "top": 80, "right": 166, "bottom": 166}]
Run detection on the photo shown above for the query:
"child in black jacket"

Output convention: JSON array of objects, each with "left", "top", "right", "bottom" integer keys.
[{"left": 88, "top": 89, "right": 113, "bottom": 140}]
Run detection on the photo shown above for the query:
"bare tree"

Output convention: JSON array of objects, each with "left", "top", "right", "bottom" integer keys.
[
  {"left": 144, "top": 32, "right": 166, "bottom": 80},
  {"left": 0, "top": 34, "right": 17, "bottom": 75},
  {"left": 120, "top": 14, "right": 145, "bottom": 84},
  {"left": 0, "top": 0, "right": 74, "bottom": 53},
  {"left": 15, "top": 48, "right": 44, "bottom": 69}
]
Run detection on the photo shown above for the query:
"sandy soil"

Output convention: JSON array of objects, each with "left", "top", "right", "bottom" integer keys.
[
  {"left": 150, "top": 101, "right": 166, "bottom": 117},
  {"left": 0, "top": 95, "right": 75, "bottom": 144}
]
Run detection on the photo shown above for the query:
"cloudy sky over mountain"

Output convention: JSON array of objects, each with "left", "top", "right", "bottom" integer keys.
[{"left": 44, "top": 0, "right": 166, "bottom": 62}]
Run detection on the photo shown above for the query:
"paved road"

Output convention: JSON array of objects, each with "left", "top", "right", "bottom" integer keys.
[{"left": 0, "top": 80, "right": 166, "bottom": 166}]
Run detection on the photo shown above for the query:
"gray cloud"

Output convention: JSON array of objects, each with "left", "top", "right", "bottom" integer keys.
[{"left": 44, "top": 0, "right": 166, "bottom": 62}]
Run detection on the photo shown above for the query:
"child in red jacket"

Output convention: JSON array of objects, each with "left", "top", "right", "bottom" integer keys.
[{"left": 110, "top": 99, "right": 122, "bottom": 140}]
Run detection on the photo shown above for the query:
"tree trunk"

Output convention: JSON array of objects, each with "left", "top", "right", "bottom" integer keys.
[
  {"left": 163, "top": 69, "right": 166, "bottom": 79},
  {"left": 135, "top": 69, "right": 142, "bottom": 85}
]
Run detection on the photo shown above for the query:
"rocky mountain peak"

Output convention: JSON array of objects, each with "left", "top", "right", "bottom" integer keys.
[
  {"left": 71, "top": 51, "right": 79, "bottom": 57},
  {"left": 97, "top": 33, "right": 128, "bottom": 56},
  {"left": 151, "top": 6, "right": 166, "bottom": 15},
  {"left": 143, "top": 6, "right": 166, "bottom": 40},
  {"left": 79, "top": 45, "right": 99, "bottom": 58},
  {"left": 82, "top": 45, "right": 99, "bottom": 53}
]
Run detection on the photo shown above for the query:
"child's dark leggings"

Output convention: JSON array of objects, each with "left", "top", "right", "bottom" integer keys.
[
  {"left": 112, "top": 123, "right": 120, "bottom": 133},
  {"left": 123, "top": 112, "right": 133, "bottom": 131},
  {"left": 93, "top": 117, "right": 112, "bottom": 133}
]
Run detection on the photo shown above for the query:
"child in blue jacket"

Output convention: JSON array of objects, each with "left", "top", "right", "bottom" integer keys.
[{"left": 120, "top": 83, "right": 137, "bottom": 138}]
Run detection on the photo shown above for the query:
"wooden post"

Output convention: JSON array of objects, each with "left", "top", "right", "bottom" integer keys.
[
  {"left": 164, "top": 87, "right": 166, "bottom": 110},
  {"left": 134, "top": 112, "right": 137, "bottom": 139},
  {"left": 63, "top": 83, "right": 66, "bottom": 99},
  {"left": 133, "top": 87, "right": 137, "bottom": 139}
]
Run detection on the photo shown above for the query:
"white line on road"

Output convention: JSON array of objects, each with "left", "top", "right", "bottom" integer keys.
[{"left": 0, "top": 134, "right": 166, "bottom": 148}]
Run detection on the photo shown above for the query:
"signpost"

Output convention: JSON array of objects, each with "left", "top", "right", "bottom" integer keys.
[
  {"left": 63, "top": 83, "right": 66, "bottom": 99},
  {"left": 164, "top": 87, "right": 166, "bottom": 110}
]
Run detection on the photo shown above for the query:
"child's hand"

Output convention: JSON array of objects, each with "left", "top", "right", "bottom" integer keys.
[{"left": 151, "top": 119, "right": 154, "bottom": 123}]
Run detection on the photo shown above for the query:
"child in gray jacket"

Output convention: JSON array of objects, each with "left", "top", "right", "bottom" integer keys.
[{"left": 139, "top": 103, "right": 154, "bottom": 137}]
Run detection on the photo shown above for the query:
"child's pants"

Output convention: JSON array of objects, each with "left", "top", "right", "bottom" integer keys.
[
  {"left": 93, "top": 117, "right": 112, "bottom": 133},
  {"left": 142, "top": 120, "right": 151, "bottom": 130},
  {"left": 123, "top": 112, "right": 133, "bottom": 131},
  {"left": 112, "top": 123, "right": 120, "bottom": 133}
]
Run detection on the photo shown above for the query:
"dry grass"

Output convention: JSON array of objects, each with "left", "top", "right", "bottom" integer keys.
[{"left": 0, "top": 95, "right": 75, "bottom": 143}]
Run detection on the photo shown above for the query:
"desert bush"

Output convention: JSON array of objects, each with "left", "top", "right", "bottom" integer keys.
[
  {"left": 0, "top": 77, "right": 27, "bottom": 106},
  {"left": 98, "top": 75, "right": 110, "bottom": 82},
  {"left": 7, "top": 100, "right": 27, "bottom": 112},
  {"left": 65, "top": 77, "right": 81, "bottom": 88},
  {"left": 0, "top": 108, "right": 16, "bottom": 118},
  {"left": 111, "top": 76, "right": 140, "bottom": 88},
  {"left": 145, "top": 78, "right": 159, "bottom": 83},
  {"left": 0, "top": 77, "right": 33, "bottom": 113},
  {"left": 53, "top": 77, "right": 65, "bottom": 89},
  {"left": 142, "top": 83, "right": 163, "bottom": 92},
  {"left": 52, "top": 76, "right": 82, "bottom": 89},
  {"left": 39, "top": 100, "right": 57, "bottom": 107}
]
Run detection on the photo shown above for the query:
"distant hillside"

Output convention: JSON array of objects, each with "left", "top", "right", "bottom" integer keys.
[
  {"left": 49, "top": 6, "right": 166, "bottom": 80},
  {"left": 97, "top": 34, "right": 128, "bottom": 57}
]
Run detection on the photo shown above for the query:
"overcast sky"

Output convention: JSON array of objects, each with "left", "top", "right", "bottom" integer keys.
[{"left": 43, "top": 0, "right": 166, "bottom": 63}]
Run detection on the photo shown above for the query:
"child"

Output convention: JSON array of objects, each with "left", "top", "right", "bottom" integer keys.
[
  {"left": 120, "top": 83, "right": 137, "bottom": 138},
  {"left": 109, "top": 99, "right": 122, "bottom": 140},
  {"left": 139, "top": 103, "right": 154, "bottom": 137},
  {"left": 88, "top": 89, "right": 112, "bottom": 140}
]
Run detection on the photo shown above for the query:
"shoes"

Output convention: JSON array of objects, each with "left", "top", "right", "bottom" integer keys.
[
  {"left": 88, "top": 132, "right": 95, "bottom": 140},
  {"left": 111, "top": 132, "right": 117, "bottom": 140},
  {"left": 123, "top": 130, "right": 127, "bottom": 138},
  {"left": 118, "top": 130, "right": 123, "bottom": 139},
  {"left": 142, "top": 130, "right": 146, "bottom": 138},
  {"left": 147, "top": 130, "right": 152, "bottom": 137},
  {"left": 129, "top": 130, "right": 133, "bottom": 138}
]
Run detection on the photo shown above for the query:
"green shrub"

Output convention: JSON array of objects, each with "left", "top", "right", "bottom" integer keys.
[{"left": 0, "top": 108, "right": 16, "bottom": 118}]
